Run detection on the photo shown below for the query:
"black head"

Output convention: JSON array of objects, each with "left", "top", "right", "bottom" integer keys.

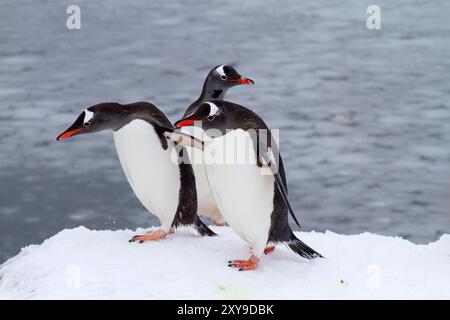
[
  {"left": 175, "top": 101, "right": 226, "bottom": 135},
  {"left": 205, "top": 65, "right": 254, "bottom": 91},
  {"left": 57, "top": 103, "right": 126, "bottom": 141},
  {"left": 175, "top": 100, "right": 266, "bottom": 139},
  {"left": 56, "top": 102, "right": 169, "bottom": 141}
]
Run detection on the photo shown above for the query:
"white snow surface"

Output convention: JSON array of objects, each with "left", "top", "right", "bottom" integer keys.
[{"left": 0, "top": 226, "right": 449, "bottom": 300}]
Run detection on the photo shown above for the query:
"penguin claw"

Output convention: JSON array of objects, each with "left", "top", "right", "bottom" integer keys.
[{"left": 128, "top": 235, "right": 140, "bottom": 242}]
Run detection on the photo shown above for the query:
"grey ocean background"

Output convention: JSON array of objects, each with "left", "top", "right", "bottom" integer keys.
[{"left": 1, "top": 0, "right": 449, "bottom": 262}]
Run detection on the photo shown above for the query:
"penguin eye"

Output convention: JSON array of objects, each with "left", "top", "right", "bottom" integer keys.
[
  {"left": 83, "top": 122, "right": 91, "bottom": 128},
  {"left": 207, "top": 115, "right": 215, "bottom": 121},
  {"left": 220, "top": 75, "right": 227, "bottom": 80}
]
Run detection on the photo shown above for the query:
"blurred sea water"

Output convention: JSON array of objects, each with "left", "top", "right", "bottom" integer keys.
[{"left": 0, "top": 0, "right": 449, "bottom": 262}]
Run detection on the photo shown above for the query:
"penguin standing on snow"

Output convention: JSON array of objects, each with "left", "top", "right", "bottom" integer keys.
[
  {"left": 57, "top": 102, "right": 215, "bottom": 242},
  {"left": 175, "top": 101, "right": 322, "bottom": 270},
  {"left": 182, "top": 65, "right": 254, "bottom": 226}
]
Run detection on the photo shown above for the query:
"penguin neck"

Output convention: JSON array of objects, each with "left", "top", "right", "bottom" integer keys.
[{"left": 198, "top": 80, "right": 227, "bottom": 102}]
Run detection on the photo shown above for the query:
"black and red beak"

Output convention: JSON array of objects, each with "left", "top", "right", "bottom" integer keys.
[
  {"left": 56, "top": 128, "right": 84, "bottom": 141},
  {"left": 56, "top": 113, "right": 85, "bottom": 141},
  {"left": 227, "top": 76, "right": 254, "bottom": 85},
  {"left": 174, "top": 119, "right": 203, "bottom": 128}
]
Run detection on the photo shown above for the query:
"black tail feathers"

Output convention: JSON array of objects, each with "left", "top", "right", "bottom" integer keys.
[
  {"left": 193, "top": 216, "right": 217, "bottom": 237},
  {"left": 287, "top": 235, "right": 323, "bottom": 259}
]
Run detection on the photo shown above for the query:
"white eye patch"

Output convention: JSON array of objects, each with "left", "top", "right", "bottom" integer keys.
[
  {"left": 84, "top": 109, "right": 94, "bottom": 124},
  {"left": 215, "top": 65, "right": 226, "bottom": 78},
  {"left": 206, "top": 102, "right": 219, "bottom": 117}
]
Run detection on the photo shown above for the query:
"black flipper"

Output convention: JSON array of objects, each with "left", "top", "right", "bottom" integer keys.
[
  {"left": 193, "top": 216, "right": 217, "bottom": 237},
  {"left": 287, "top": 232, "right": 323, "bottom": 259},
  {"left": 172, "top": 146, "right": 216, "bottom": 237},
  {"left": 256, "top": 137, "right": 302, "bottom": 229}
]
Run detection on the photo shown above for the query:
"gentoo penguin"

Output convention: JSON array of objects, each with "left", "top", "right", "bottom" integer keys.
[
  {"left": 182, "top": 65, "right": 254, "bottom": 226},
  {"left": 174, "top": 101, "right": 322, "bottom": 270},
  {"left": 57, "top": 102, "right": 216, "bottom": 242},
  {"left": 183, "top": 65, "right": 254, "bottom": 118}
]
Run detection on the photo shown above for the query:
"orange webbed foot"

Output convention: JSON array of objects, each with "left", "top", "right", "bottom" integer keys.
[
  {"left": 129, "top": 229, "right": 167, "bottom": 243},
  {"left": 227, "top": 255, "right": 259, "bottom": 271},
  {"left": 264, "top": 245, "right": 276, "bottom": 255}
]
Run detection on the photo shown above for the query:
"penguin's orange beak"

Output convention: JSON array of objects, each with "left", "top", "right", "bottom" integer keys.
[
  {"left": 227, "top": 76, "right": 254, "bottom": 85},
  {"left": 56, "top": 128, "right": 83, "bottom": 141},
  {"left": 175, "top": 119, "right": 203, "bottom": 128},
  {"left": 57, "top": 111, "right": 87, "bottom": 141}
]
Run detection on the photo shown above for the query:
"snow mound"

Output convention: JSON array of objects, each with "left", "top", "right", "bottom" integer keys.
[{"left": 0, "top": 226, "right": 449, "bottom": 299}]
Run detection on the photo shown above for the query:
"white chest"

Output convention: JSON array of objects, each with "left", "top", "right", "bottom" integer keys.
[
  {"left": 204, "top": 130, "right": 274, "bottom": 245},
  {"left": 112, "top": 120, "right": 180, "bottom": 221}
]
